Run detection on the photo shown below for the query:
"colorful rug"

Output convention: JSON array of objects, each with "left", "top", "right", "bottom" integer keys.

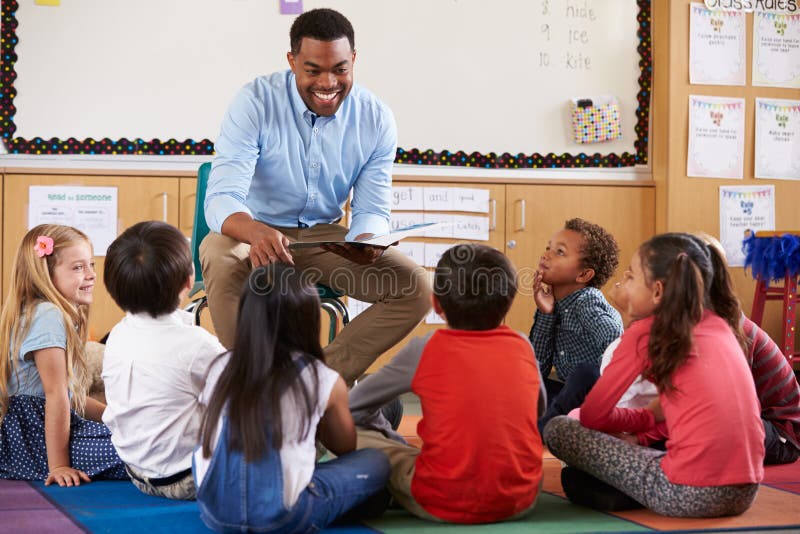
[{"left": 0, "top": 416, "right": 798, "bottom": 533}]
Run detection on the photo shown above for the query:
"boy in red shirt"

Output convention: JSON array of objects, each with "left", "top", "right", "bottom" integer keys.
[{"left": 349, "top": 244, "right": 545, "bottom": 523}]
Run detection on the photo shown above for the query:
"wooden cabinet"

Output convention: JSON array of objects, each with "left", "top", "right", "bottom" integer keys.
[
  {"left": 365, "top": 180, "right": 656, "bottom": 371},
  {"left": 179, "top": 178, "right": 198, "bottom": 238},
  {"left": 0, "top": 171, "right": 655, "bottom": 369},
  {"left": 503, "top": 183, "right": 656, "bottom": 333},
  {"left": 1, "top": 174, "right": 181, "bottom": 340}
]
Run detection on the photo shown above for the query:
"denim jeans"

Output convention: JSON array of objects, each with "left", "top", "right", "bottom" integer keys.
[
  {"left": 539, "top": 362, "right": 600, "bottom": 433},
  {"left": 291, "top": 448, "right": 390, "bottom": 532},
  {"left": 197, "top": 416, "right": 390, "bottom": 533}
]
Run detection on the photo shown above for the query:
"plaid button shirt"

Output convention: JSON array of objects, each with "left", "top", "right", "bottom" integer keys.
[{"left": 528, "top": 286, "right": 623, "bottom": 382}]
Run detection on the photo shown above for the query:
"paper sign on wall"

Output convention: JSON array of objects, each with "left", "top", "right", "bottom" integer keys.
[
  {"left": 346, "top": 298, "right": 371, "bottom": 319},
  {"left": 423, "top": 214, "right": 455, "bottom": 238},
  {"left": 28, "top": 186, "right": 118, "bottom": 255},
  {"left": 395, "top": 241, "right": 426, "bottom": 266},
  {"left": 755, "top": 98, "right": 800, "bottom": 180},
  {"left": 452, "top": 216, "right": 490, "bottom": 241},
  {"left": 719, "top": 186, "right": 775, "bottom": 267},
  {"left": 391, "top": 186, "right": 424, "bottom": 211},
  {"left": 392, "top": 186, "right": 489, "bottom": 213},
  {"left": 424, "top": 243, "right": 453, "bottom": 268},
  {"left": 689, "top": 4, "right": 746, "bottom": 86},
  {"left": 279, "top": 0, "right": 303, "bottom": 15},
  {"left": 425, "top": 309, "right": 446, "bottom": 325},
  {"left": 687, "top": 95, "right": 745, "bottom": 179},
  {"left": 423, "top": 188, "right": 455, "bottom": 211},
  {"left": 454, "top": 188, "right": 490, "bottom": 213},
  {"left": 752, "top": 12, "right": 800, "bottom": 88},
  {"left": 390, "top": 212, "right": 425, "bottom": 231}
]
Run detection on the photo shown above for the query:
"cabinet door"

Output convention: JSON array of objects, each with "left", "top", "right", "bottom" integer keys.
[
  {"left": 504, "top": 184, "right": 656, "bottom": 334},
  {"left": 2, "top": 174, "right": 180, "bottom": 340},
  {"left": 179, "top": 178, "right": 198, "bottom": 239},
  {"left": 366, "top": 182, "right": 506, "bottom": 371}
]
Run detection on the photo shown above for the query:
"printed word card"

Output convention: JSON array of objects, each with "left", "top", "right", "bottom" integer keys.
[
  {"left": 719, "top": 186, "right": 775, "bottom": 267},
  {"left": 687, "top": 95, "right": 745, "bottom": 179},
  {"left": 28, "top": 186, "right": 118, "bottom": 255},
  {"left": 753, "top": 12, "right": 800, "bottom": 88},
  {"left": 690, "top": 4, "right": 746, "bottom": 86},
  {"left": 755, "top": 98, "right": 800, "bottom": 180}
]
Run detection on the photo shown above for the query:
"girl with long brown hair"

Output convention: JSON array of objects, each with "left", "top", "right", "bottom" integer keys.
[{"left": 544, "top": 233, "right": 764, "bottom": 517}]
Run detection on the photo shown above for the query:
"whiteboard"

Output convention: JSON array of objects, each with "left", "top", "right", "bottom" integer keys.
[{"left": 10, "top": 0, "right": 647, "bottom": 161}]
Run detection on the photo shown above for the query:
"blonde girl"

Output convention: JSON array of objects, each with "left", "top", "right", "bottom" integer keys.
[{"left": 0, "top": 224, "right": 126, "bottom": 486}]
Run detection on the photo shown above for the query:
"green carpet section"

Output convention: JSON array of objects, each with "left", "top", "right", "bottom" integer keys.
[{"left": 365, "top": 493, "right": 650, "bottom": 533}]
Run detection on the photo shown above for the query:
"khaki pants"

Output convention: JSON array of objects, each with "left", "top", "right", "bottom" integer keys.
[
  {"left": 199, "top": 224, "right": 431, "bottom": 384},
  {"left": 357, "top": 429, "right": 542, "bottom": 523},
  {"left": 125, "top": 465, "right": 196, "bottom": 501},
  {"left": 356, "top": 429, "right": 439, "bottom": 521}
]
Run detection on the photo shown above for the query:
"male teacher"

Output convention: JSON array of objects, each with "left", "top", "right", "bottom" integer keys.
[{"left": 200, "top": 8, "right": 430, "bottom": 384}]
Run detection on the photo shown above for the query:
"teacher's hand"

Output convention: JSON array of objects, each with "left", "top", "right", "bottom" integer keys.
[
  {"left": 248, "top": 224, "right": 294, "bottom": 267},
  {"left": 322, "top": 233, "right": 391, "bottom": 265}
]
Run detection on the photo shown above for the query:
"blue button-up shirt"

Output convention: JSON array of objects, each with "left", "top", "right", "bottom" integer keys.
[
  {"left": 529, "top": 286, "right": 623, "bottom": 382},
  {"left": 205, "top": 70, "right": 397, "bottom": 241}
]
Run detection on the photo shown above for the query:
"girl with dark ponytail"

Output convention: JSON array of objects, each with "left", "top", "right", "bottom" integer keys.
[
  {"left": 544, "top": 233, "right": 765, "bottom": 518},
  {"left": 193, "top": 263, "right": 390, "bottom": 532},
  {"left": 695, "top": 232, "right": 800, "bottom": 465}
]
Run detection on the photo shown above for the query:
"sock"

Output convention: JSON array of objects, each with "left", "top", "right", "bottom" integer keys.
[{"left": 560, "top": 466, "right": 643, "bottom": 511}]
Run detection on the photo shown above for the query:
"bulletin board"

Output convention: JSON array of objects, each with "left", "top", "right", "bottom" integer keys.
[{"left": 1, "top": 0, "right": 652, "bottom": 169}]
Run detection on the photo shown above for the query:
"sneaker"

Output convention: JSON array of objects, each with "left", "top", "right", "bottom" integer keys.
[{"left": 560, "top": 466, "right": 642, "bottom": 511}]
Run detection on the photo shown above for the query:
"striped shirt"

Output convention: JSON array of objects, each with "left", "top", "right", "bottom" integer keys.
[
  {"left": 529, "top": 286, "right": 623, "bottom": 382},
  {"left": 743, "top": 316, "right": 800, "bottom": 449}
]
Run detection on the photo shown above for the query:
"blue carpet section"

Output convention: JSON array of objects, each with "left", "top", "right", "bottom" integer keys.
[{"left": 34, "top": 480, "right": 377, "bottom": 533}]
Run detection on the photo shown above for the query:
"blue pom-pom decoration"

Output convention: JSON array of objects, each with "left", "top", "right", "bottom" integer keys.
[{"left": 743, "top": 233, "right": 800, "bottom": 282}]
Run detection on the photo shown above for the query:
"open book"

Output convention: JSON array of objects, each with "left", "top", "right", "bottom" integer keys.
[{"left": 288, "top": 222, "right": 442, "bottom": 249}]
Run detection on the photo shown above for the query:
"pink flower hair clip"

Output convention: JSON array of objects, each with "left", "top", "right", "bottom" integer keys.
[{"left": 35, "top": 235, "right": 54, "bottom": 258}]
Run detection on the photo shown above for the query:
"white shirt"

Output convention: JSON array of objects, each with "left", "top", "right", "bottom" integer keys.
[
  {"left": 102, "top": 309, "right": 226, "bottom": 478},
  {"left": 599, "top": 337, "right": 658, "bottom": 409},
  {"left": 193, "top": 356, "right": 339, "bottom": 507}
]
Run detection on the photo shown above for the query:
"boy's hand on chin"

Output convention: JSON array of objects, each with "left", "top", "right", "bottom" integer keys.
[{"left": 533, "top": 270, "right": 555, "bottom": 314}]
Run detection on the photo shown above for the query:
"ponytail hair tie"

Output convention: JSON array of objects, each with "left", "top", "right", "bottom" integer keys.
[
  {"left": 676, "top": 252, "right": 689, "bottom": 260},
  {"left": 35, "top": 236, "right": 55, "bottom": 258}
]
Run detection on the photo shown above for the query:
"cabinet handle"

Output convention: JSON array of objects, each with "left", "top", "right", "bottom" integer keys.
[
  {"left": 516, "top": 199, "right": 526, "bottom": 231},
  {"left": 161, "top": 192, "right": 168, "bottom": 222},
  {"left": 489, "top": 199, "right": 497, "bottom": 231}
]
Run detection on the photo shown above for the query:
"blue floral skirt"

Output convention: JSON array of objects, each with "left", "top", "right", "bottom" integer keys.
[{"left": 0, "top": 394, "right": 128, "bottom": 481}]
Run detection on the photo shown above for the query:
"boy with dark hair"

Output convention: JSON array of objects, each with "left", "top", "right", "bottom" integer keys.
[
  {"left": 349, "top": 244, "right": 545, "bottom": 524},
  {"left": 529, "top": 218, "right": 623, "bottom": 414},
  {"left": 102, "top": 221, "right": 226, "bottom": 500}
]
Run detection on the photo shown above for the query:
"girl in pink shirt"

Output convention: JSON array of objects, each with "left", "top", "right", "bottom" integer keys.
[{"left": 544, "top": 233, "right": 764, "bottom": 517}]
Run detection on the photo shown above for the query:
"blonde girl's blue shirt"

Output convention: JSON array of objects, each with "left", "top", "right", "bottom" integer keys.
[
  {"left": 205, "top": 70, "right": 397, "bottom": 241},
  {"left": 6, "top": 302, "right": 67, "bottom": 398}
]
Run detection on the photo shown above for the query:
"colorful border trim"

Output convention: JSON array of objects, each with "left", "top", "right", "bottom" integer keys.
[{"left": 0, "top": 0, "right": 651, "bottom": 167}]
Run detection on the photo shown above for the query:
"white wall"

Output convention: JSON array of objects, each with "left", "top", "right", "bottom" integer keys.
[{"left": 12, "top": 0, "right": 642, "bottom": 156}]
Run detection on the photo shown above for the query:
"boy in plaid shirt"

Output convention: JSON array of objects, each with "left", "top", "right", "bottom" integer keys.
[{"left": 529, "top": 218, "right": 623, "bottom": 407}]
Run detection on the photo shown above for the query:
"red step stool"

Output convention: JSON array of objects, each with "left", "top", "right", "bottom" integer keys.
[{"left": 747, "top": 231, "right": 799, "bottom": 365}]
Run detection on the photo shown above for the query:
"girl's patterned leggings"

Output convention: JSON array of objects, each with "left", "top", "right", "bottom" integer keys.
[{"left": 543, "top": 416, "right": 759, "bottom": 518}]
